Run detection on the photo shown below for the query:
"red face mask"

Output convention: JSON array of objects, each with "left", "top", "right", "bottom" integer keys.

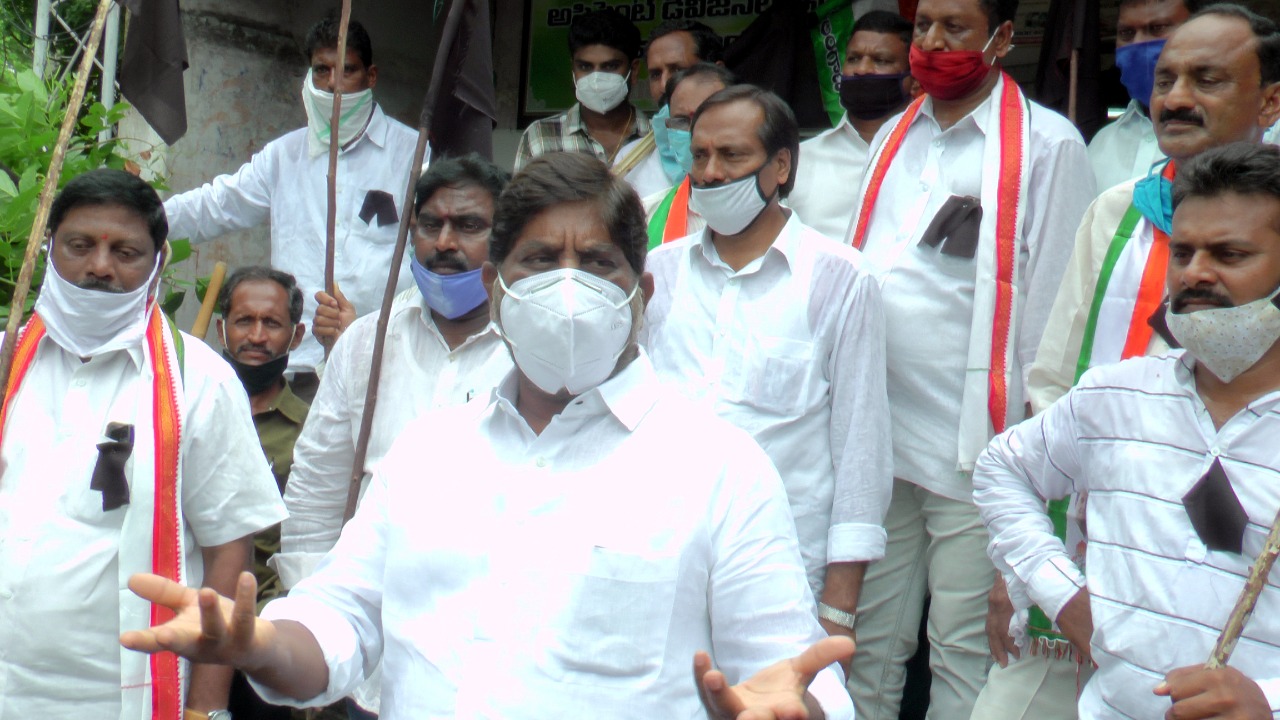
[{"left": 909, "top": 39, "right": 996, "bottom": 101}]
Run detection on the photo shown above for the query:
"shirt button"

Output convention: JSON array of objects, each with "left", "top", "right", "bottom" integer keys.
[
  {"left": 535, "top": 457, "right": 548, "bottom": 468},
  {"left": 919, "top": 182, "right": 929, "bottom": 192},
  {"left": 1209, "top": 447, "right": 1221, "bottom": 457},
  {"left": 74, "top": 378, "right": 87, "bottom": 387},
  {"left": 449, "top": 357, "right": 456, "bottom": 363}
]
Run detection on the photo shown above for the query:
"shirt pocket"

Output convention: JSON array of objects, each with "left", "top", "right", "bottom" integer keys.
[
  {"left": 550, "top": 547, "right": 679, "bottom": 685},
  {"left": 738, "top": 335, "right": 817, "bottom": 416}
]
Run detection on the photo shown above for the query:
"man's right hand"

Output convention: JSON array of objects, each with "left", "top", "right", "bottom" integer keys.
[
  {"left": 120, "top": 571, "right": 271, "bottom": 670},
  {"left": 312, "top": 284, "right": 356, "bottom": 347},
  {"left": 986, "top": 575, "right": 1021, "bottom": 668},
  {"left": 1055, "top": 586, "right": 1093, "bottom": 664}
]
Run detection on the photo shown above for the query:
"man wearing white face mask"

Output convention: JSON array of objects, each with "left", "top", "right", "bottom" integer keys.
[
  {"left": 164, "top": 16, "right": 419, "bottom": 397},
  {"left": 272, "top": 155, "right": 512, "bottom": 717},
  {"left": 0, "top": 169, "right": 285, "bottom": 720},
  {"left": 513, "top": 8, "right": 649, "bottom": 173},
  {"left": 119, "top": 151, "right": 858, "bottom": 720},
  {"left": 645, "top": 85, "right": 892, "bottom": 678},
  {"left": 975, "top": 141, "right": 1280, "bottom": 720}
]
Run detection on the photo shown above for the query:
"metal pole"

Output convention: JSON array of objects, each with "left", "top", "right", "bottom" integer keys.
[
  {"left": 33, "top": 0, "right": 52, "bottom": 79},
  {"left": 99, "top": 1, "right": 121, "bottom": 143}
]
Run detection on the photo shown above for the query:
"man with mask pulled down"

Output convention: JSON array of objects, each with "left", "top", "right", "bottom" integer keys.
[
  {"left": 976, "top": 141, "right": 1280, "bottom": 720},
  {"left": 787, "top": 10, "right": 918, "bottom": 241},
  {"left": 164, "top": 17, "right": 418, "bottom": 396},
  {"left": 274, "top": 154, "right": 513, "bottom": 717},
  {"left": 842, "top": 0, "right": 1093, "bottom": 717},
  {"left": 120, "top": 151, "right": 857, "bottom": 720},
  {"left": 0, "top": 169, "right": 285, "bottom": 719},
  {"left": 643, "top": 85, "right": 892, "bottom": 669},
  {"left": 514, "top": 9, "right": 649, "bottom": 172}
]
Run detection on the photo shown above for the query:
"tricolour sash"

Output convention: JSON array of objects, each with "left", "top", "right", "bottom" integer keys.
[{"left": 646, "top": 176, "right": 692, "bottom": 249}]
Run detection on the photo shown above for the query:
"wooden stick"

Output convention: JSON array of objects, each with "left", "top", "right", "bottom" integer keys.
[
  {"left": 189, "top": 260, "right": 227, "bottom": 338},
  {"left": 1206, "top": 505, "right": 1280, "bottom": 668},
  {"left": 343, "top": 0, "right": 468, "bottom": 524},
  {"left": 0, "top": 0, "right": 114, "bottom": 404},
  {"left": 1067, "top": 47, "right": 1079, "bottom": 125},
  {"left": 322, "top": 0, "right": 353, "bottom": 359}
]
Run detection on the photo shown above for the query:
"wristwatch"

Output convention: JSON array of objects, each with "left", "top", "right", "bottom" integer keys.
[
  {"left": 184, "top": 710, "right": 232, "bottom": 720},
  {"left": 817, "top": 602, "right": 858, "bottom": 631}
]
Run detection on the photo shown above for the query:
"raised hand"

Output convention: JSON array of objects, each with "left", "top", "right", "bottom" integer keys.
[
  {"left": 312, "top": 284, "right": 356, "bottom": 347},
  {"left": 695, "top": 635, "right": 856, "bottom": 720},
  {"left": 120, "top": 571, "right": 272, "bottom": 669}
]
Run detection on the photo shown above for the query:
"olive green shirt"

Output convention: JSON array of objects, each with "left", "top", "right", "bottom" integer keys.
[{"left": 251, "top": 379, "right": 310, "bottom": 608}]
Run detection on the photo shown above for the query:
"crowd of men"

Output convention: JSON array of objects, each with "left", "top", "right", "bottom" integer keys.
[{"left": 3, "top": 0, "right": 1280, "bottom": 719}]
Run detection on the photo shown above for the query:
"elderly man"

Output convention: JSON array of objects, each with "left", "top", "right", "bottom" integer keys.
[
  {"left": 788, "top": 9, "right": 918, "bottom": 240},
  {"left": 164, "top": 17, "right": 418, "bottom": 395},
  {"left": 274, "top": 154, "right": 513, "bottom": 717},
  {"left": 121, "top": 151, "right": 856, "bottom": 719},
  {"left": 843, "top": 0, "right": 1094, "bottom": 717},
  {"left": 976, "top": 141, "right": 1280, "bottom": 720},
  {"left": 0, "top": 169, "right": 284, "bottom": 719},
  {"left": 644, "top": 85, "right": 891, "bottom": 660}
]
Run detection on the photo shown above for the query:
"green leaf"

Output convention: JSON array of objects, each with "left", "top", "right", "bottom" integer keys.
[
  {"left": 161, "top": 289, "right": 186, "bottom": 316},
  {"left": 0, "top": 173, "right": 15, "bottom": 198},
  {"left": 167, "top": 238, "right": 192, "bottom": 264}
]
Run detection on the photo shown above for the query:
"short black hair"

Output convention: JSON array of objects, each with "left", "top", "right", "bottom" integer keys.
[
  {"left": 492, "top": 153, "right": 647, "bottom": 275},
  {"left": 1118, "top": 0, "right": 1206, "bottom": 11},
  {"left": 1188, "top": 3, "right": 1280, "bottom": 84},
  {"left": 691, "top": 85, "right": 801, "bottom": 198},
  {"left": 852, "top": 10, "right": 914, "bottom": 47},
  {"left": 568, "top": 8, "right": 642, "bottom": 62},
  {"left": 305, "top": 15, "right": 373, "bottom": 69},
  {"left": 978, "top": 0, "right": 1020, "bottom": 32},
  {"left": 647, "top": 20, "right": 725, "bottom": 64},
  {"left": 217, "top": 266, "right": 305, "bottom": 324},
  {"left": 414, "top": 154, "right": 511, "bottom": 215},
  {"left": 49, "top": 169, "right": 167, "bottom": 251},
  {"left": 661, "top": 62, "right": 738, "bottom": 107},
  {"left": 1173, "top": 142, "right": 1280, "bottom": 213}
]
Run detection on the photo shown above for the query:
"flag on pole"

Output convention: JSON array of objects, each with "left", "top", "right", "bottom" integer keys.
[
  {"left": 117, "top": 0, "right": 188, "bottom": 145},
  {"left": 1035, "top": 0, "right": 1104, "bottom": 139},
  {"left": 428, "top": 0, "right": 496, "bottom": 160},
  {"left": 723, "top": 2, "right": 838, "bottom": 129}
]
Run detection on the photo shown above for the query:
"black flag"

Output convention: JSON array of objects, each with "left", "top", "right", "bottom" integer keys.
[
  {"left": 117, "top": 0, "right": 188, "bottom": 145},
  {"left": 428, "top": 0, "right": 496, "bottom": 161}
]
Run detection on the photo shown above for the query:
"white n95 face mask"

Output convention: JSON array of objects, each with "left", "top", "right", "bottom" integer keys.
[
  {"left": 302, "top": 69, "right": 375, "bottom": 158},
  {"left": 35, "top": 242, "right": 163, "bottom": 359},
  {"left": 1165, "top": 286, "right": 1280, "bottom": 383},
  {"left": 495, "top": 268, "right": 639, "bottom": 396},
  {"left": 574, "top": 71, "right": 631, "bottom": 114},
  {"left": 689, "top": 163, "right": 775, "bottom": 236}
]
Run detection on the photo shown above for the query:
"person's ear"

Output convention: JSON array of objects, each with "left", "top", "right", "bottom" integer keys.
[
  {"left": 290, "top": 322, "right": 305, "bottom": 351},
  {"left": 774, "top": 148, "right": 793, "bottom": 192},
  {"left": 640, "top": 270, "right": 655, "bottom": 307},
  {"left": 991, "top": 20, "right": 1015, "bottom": 59},
  {"left": 366, "top": 63, "right": 379, "bottom": 90},
  {"left": 1259, "top": 80, "right": 1280, "bottom": 130},
  {"left": 630, "top": 58, "right": 641, "bottom": 78}
]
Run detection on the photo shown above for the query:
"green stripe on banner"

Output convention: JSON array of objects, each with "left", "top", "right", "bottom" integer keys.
[
  {"left": 812, "top": 2, "right": 854, "bottom": 128},
  {"left": 647, "top": 183, "right": 679, "bottom": 250},
  {"left": 1074, "top": 204, "right": 1144, "bottom": 384}
]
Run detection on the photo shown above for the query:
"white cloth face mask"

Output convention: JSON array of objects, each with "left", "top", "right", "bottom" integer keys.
[
  {"left": 689, "top": 164, "right": 773, "bottom": 236},
  {"left": 574, "top": 71, "right": 631, "bottom": 114},
  {"left": 34, "top": 242, "right": 163, "bottom": 358},
  {"left": 496, "top": 268, "right": 638, "bottom": 396},
  {"left": 302, "top": 69, "right": 375, "bottom": 158},
  {"left": 1165, "top": 286, "right": 1280, "bottom": 383}
]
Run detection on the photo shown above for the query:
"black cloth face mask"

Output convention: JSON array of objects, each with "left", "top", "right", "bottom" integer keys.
[
  {"left": 839, "top": 73, "right": 912, "bottom": 121},
  {"left": 223, "top": 350, "right": 289, "bottom": 397}
]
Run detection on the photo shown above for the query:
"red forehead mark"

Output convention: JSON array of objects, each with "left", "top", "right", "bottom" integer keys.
[{"left": 100, "top": 233, "right": 109, "bottom": 240}]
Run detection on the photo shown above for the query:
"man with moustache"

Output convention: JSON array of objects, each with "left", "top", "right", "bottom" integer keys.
[
  {"left": 842, "top": 0, "right": 1093, "bottom": 717},
  {"left": 644, "top": 85, "right": 892, "bottom": 663},
  {"left": 120, "top": 151, "right": 857, "bottom": 720},
  {"left": 274, "top": 154, "right": 512, "bottom": 717},
  {"left": 788, "top": 10, "right": 918, "bottom": 240},
  {"left": 976, "top": 141, "right": 1280, "bottom": 720}
]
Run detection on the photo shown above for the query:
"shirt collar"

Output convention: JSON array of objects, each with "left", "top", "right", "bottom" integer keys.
[
  {"left": 566, "top": 103, "right": 652, "bottom": 139},
  {"left": 349, "top": 103, "right": 391, "bottom": 151},
  {"left": 919, "top": 73, "right": 1002, "bottom": 136},
  {"left": 406, "top": 291, "right": 501, "bottom": 351},
  {"left": 264, "top": 380, "right": 309, "bottom": 424},
  {"left": 491, "top": 349, "right": 660, "bottom": 434},
  {"left": 695, "top": 210, "right": 801, "bottom": 274}
]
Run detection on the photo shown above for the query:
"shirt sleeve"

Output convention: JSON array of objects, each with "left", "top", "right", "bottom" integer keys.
[
  {"left": 513, "top": 125, "right": 535, "bottom": 173},
  {"left": 163, "top": 139, "right": 279, "bottom": 244},
  {"left": 275, "top": 322, "right": 365, "bottom": 588},
  {"left": 973, "top": 389, "right": 1088, "bottom": 622},
  {"left": 706, "top": 432, "right": 854, "bottom": 720},
  {"left": 826, "top": 267, "right": 891, "bottom": 563}
]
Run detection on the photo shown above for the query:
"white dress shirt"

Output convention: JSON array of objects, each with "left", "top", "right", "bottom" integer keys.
[
  {"left": 644, "top": 214, "right": 892, "bottom": 592},
  {"left": 615, "top": 137, "right": 672, "bottom": 200},
  {"left": 787, "top": 113, "right": 871, "bottom": 241},
  {"left": 1087, "top": 101, "right": 1162, "bottom": 196},
  {"left": 975, "top": 353, "right": 1280, "bottom": 719},
  {"left": 857, "top": 88, "right": 1093, "bottom": 501},
  {"left": 164, "top": 106, "right": 421, "bottom": 372},
  {"left": 255, "top": 354, "right": 854, "bottom": 719},
  {"left": 0, "top": 332, "right": 286, "bottom": 717}
]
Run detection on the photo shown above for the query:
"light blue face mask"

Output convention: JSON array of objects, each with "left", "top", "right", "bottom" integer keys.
[
  {"left": 652, "top": 105, "right": 692, "bottom": 184},
  {"left": 409, "top": 254, "right": 488, "bottom": 320},
  {"left": 1132, "top": 160, "right": 1174, "bottom": 235}
]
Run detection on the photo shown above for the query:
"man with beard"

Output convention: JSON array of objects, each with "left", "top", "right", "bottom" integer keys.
[
  {"left": 274, "top": 154, "right": 513, "bottom": 717},
  {"left": 0, "top": 169, "right": 285, "bottom": 719}
]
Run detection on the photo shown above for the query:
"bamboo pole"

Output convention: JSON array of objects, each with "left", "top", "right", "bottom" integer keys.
[
  {"left": 343, "top": 0, "right": 468, "bottom": 524},
  {"left": 1206, "top": 506, "right": 1280, "bottom": 668},
  {"left": 322, "top": 0, "right": 353, "bottom": 359},
  {"left": 0, "top": 0, "right": 115, "bottom": 405},
  {"left": 189, "top": 261, "right": 228, "bottom": 338}
]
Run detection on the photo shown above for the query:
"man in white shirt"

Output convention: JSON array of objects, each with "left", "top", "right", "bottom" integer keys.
[
  {"left": 843, "top": 0, "right": 1094, "bottom": 717},
  {"left": 163, "top": 17, "right": 419, "bottom": 389},
  {"left": 1087, "top": 0, "right": 1202, "bottom": 195},
  {"left": 644, "top": 84, "right": 891, "bottom": 657},
  {"left": 788, "top": 10, "right": 918, "bottom": 240},
  {"left": 975, "top": 141, "right": 1280, "bottom": 720},
  {"left": 274, "top": 154, "right": 513, "bottom": 716},
  {"left": 0, "top": 169, "right": 285, "bottom": 719},
  {"left": 121, "top": 151, "right": 856, "bottom": 720}
]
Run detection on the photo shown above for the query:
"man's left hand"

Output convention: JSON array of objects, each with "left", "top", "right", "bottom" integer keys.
[
  {"left": 312, "top": 284, "right": 356, "bottom": 347},
  {"left": 1154, "top": 665, "right": 1270, "bottom": 719},
  {"left": 694, "top": 635, "right": 855, "bottom": 720}
]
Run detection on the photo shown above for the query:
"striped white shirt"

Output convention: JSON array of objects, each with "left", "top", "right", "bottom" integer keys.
[{"left": 975, "top": 352, "right": 1280, "bottom": 718}]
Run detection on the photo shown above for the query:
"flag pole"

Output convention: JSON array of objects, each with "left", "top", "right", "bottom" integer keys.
[
  {"left": 322, "top": 0, "right": 353, "bottom": 359},
  {"left": 0, "top": 0, "right": 115, "bottom": 405},
  {"left": 343, "top": 0, "right": 469, "bottom": 524}
]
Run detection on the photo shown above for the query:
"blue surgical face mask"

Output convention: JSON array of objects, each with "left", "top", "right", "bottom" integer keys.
[
  {"left": 1115, "top": 39, "right": 1166, "bottom": 109},
  {"left": 1132, "top": 160, "right": 1174, "bottom": 235},
  {"left": 652, "top": 105, "right": 691, "bottom": 184},
  {"left": 409, "top": 254, "right": 488, "bottom": 320}
]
